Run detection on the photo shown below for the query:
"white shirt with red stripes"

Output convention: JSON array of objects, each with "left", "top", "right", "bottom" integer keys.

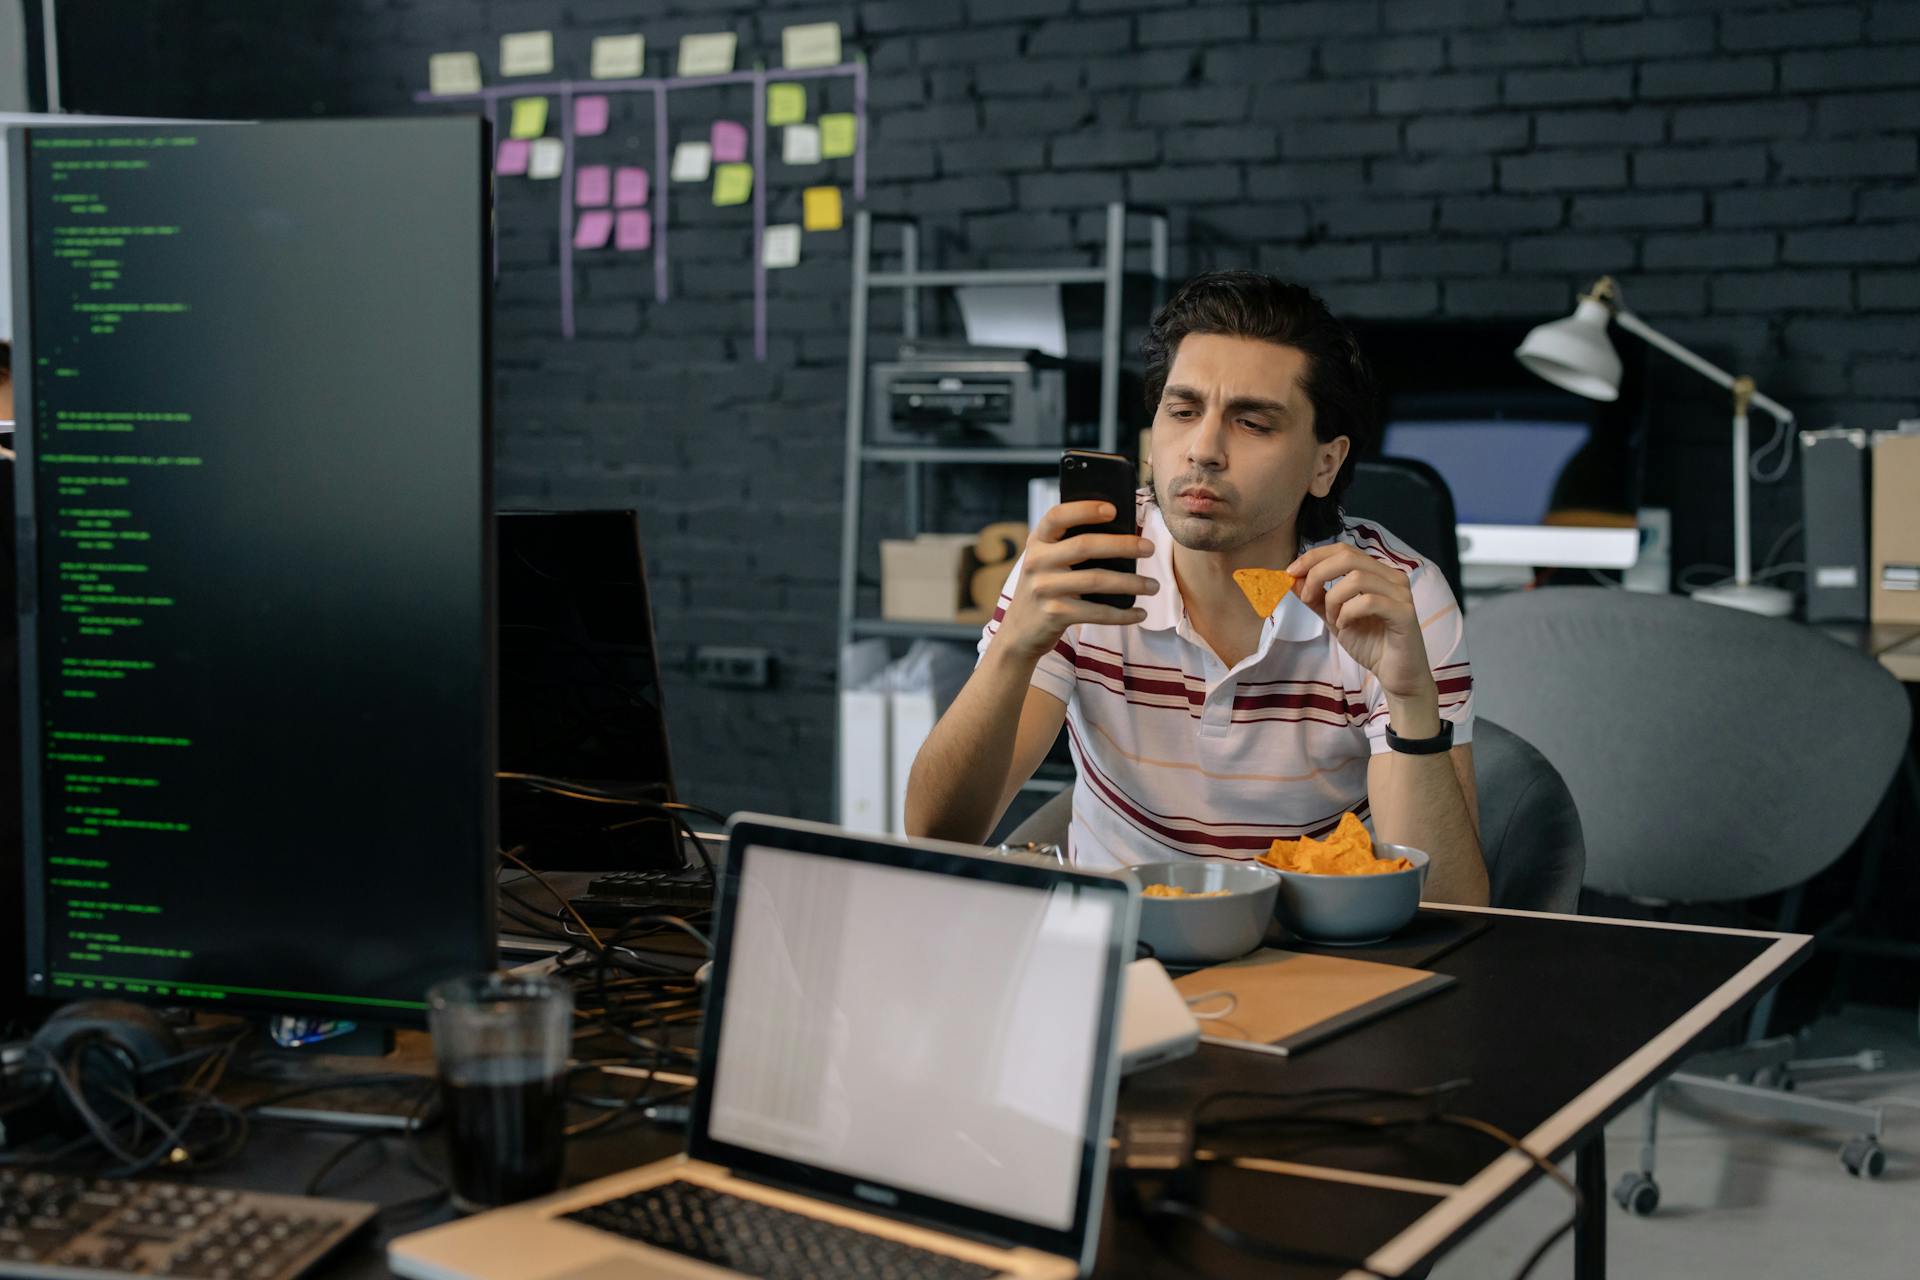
[{"left": 976, "top": 493, "right": 1473, "bottom": 871}]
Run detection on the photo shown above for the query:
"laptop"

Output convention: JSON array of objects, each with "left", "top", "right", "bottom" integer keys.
[
  {"left": 497, "top": 509, "right": 679, "bottom": 872},
  {"left": 391, "top": 815, "right": 1139, "bottom": 1280}
]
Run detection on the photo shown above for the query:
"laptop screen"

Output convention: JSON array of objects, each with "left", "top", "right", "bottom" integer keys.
[{"left": 694, "top": 822, "right": 1131, "bottom": 1260}]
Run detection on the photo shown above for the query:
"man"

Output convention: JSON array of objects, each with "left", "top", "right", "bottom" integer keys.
[{"left": 905, "top": 272, "right": 1488, "bottom": 905}]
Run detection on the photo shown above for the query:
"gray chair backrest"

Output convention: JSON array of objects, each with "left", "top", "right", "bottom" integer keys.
[
  {"left": 1472, "top": 719, "right": 1585, "bottom": 913},
  {"left": 1468, "top": 587, "right": 1912, "bottom": 903},
  {"left": 1001, "top": 720, "right": 1584, "bottom": 913}
]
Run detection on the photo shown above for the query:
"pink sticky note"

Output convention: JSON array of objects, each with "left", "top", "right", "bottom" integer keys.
[
  {"left": 574, "top": 210, "right": 614, "bottom": 250},
  {"left": 576, "top": 164, "right": 611, "bottom": 207},
  {"left": 614, "top": 167, "right": 649, "bottom": 207},
  {"left": 710, "top": 119, "right": 748, "bottom": 164},
  {"left": 615, "top": 210, "right": 652, "bottom": 251},
  {"left": 574, "top": 95, "right": 610, "bottom": 137},
  {"left": 495, "top": 138, "right": 531, "bottom": 176}
]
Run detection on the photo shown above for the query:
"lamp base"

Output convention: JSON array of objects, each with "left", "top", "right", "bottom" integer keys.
[{"left": 1689, "top": 581, "right": 1795, "bottom": 618}]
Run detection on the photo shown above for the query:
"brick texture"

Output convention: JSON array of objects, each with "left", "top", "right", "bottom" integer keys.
[{"left": 47, "top": 0, "right": 1920, "bottom": 818}]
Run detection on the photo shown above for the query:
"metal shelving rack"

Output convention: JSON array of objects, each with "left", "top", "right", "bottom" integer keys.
[{"left": 833, "top": 203, "right": 1169, "bottom": 813}]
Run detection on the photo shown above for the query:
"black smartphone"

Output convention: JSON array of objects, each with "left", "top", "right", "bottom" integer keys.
[{"left": 1058, "top": 449, "right": 1139, "bottom": 610}]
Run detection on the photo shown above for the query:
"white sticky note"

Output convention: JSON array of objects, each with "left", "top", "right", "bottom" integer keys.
[
  {"left": 428, "top": 52, "right": 482, "bottom": 96},
  {"left": 527, "top": 137, "right": 565, "bottom": 180},
  {"left": 677, "top": 32, "right": 737, "bottom": 77},
  {"left": 670, "top": 141, "right": 713, "bottom": 182},
  {"left": 591, "top": 33, "right": 646, "bottom": 79},
  {"left": 782, "top": 123, "right": 822, "bottom": 166},
  {"left": 763, "top": 224, "right": 802, "bottom": 269},
  {"left": 782, "top": 22, "right": 842, "bottom": 70},
  {"left": 499, "top": 30, "right": 554, "bottom": 77}
]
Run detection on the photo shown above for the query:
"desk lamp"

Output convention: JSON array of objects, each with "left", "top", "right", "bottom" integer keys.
[{"left": 1515, "top": 276, "right": 1795, "bottom": 617}]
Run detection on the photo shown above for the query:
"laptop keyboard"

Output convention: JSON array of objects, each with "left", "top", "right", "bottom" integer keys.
[{"left": 562, "top": 1180, "right": 1002, "bottom": 1279}]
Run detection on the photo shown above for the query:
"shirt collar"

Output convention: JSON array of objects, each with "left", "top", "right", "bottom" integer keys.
[{"left": 1135, "top": 500, "right": 1327, "bottom": 644}]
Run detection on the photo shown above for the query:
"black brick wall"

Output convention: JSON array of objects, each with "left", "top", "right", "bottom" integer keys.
[{"left": 51, "top": 0, "right": 1920, "bottom": 821}]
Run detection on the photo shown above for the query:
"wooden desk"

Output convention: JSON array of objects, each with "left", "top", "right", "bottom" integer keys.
[
  {"left": 1820, "top": 620, "right": 1920, "bottom": 683},
  {"left": 191, "top": 905, "right": 1802, "bottom": 1280}
]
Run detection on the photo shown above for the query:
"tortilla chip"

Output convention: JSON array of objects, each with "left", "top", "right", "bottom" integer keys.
[
  {"left": 1142, "top": 884, "right": 1229, "bottom": 899},
  {"left": 1258, "top": 811, "right": 1414, "bottom": 876},
  {"left": 1232, "top": 567, "right": 1296, "bottom": 619}
]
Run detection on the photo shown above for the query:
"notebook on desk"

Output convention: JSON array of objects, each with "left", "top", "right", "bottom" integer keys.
[
  {"left": 392, "top": 815, "right": 1139, "bottom": 1280},
  {"left": 1173, "top": 949, "right": 1454, "bottom": 1058}
]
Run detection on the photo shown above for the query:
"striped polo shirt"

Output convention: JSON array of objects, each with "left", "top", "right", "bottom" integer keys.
[{"left": 977, "top": 492, "right": 1473, "bottom": 871}]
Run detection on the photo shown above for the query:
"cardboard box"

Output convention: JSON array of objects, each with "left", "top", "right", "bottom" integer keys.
[
  {"left": 1871, "top": 427, "right": 1920, "bottom": 624},
  {"left": 880, "top": 534, "right": 976, "bottom": 622}
]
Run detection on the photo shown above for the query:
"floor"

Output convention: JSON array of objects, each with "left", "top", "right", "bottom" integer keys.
[{"left": 1431, "top": 1004, "right": 1920, "bottom": 1280}]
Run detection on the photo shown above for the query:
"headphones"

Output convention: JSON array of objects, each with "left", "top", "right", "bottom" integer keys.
[{"left": 1, "top": 1001, "right": 185, "bottom": 1146}]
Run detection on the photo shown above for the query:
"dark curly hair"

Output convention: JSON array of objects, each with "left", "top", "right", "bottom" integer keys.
[{"left": 1142, "top": 271, "right": 1380, "bottom": 543}]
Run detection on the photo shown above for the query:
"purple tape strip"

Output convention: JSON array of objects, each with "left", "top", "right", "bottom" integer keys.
[
  {"left": 752, "top": 67, "right": 768, "bottom": 364},
  {"left": 559, "top": 85, "right": 575, "bottom": 340}
]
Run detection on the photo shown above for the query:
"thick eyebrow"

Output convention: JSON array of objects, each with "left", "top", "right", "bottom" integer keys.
[{"left": 1162, "top": 384, "right": 1292, "bottom": 418}]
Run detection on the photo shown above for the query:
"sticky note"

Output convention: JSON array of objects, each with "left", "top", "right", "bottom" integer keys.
[
  {"left": 671, "top": 141, "right": 712, "bottom": 182},
  {"left": 709, "top": 120, "right": 748, "bottom": 165},
  {"left": 803, "top": 185, "right": 842, "bottom": 232},
  {"left": 767, "top": 82, "right": 807, "bottom": 126},
  {"left": 614, "top": 166, "right": 650, "bottom": 207},
  {"left": 499, "top": 30, "right": 554, "bottom": 77},
  {"left": 428, "top": 52, "right": 481, "bottom": 96},
  {"left": 678, "top": 32, "right": 737, "bottom": 77},
  {"left": 574, "top": 210, "right": 614, "bottom": 250},
  {"left": 508, "top": 97, "right": 548, "bottom": 140},
  {"left": 616, "top": 210, "right": 652, "bottom": 251},
  {"left": 574, "top": 95, "right": 609, "bottom": 137},
  {"left": 763, "top": 224, "right": 801, "bottom": 269},
  {"left": 495, "top": 139, "right": 531, "bottom": 176},
  {"left": 782, "top": 22, "right": 841, "bottom": 70},
  {"left": 713, "top": 163, "right": 753, "bottom": 207},
  {"left": 819, "top": 113, "right": 857, "bottom": 159},
  {"left": 782, "top": 124, "right": 821, "bottom": 166},
  {"left": 528, "top": 138, "right": 565, "bottom": 180},
  {"left": 576, "top": 164, "right": 611, "bottom": 207},
  {"left": 591, "top": 33, "right": 645, "bottom": 80}
]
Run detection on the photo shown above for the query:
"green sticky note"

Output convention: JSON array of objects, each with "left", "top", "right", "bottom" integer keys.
[
  {"left": 767, "top": 82, "right": 808, "bottom": 127},
  {"left": 712, "top": 162, "right": 753, "bottom": 207},
  {"left": 819, "top": 113, "right": 856, "bottom": 159},
  {"left": 508, "top": 96, "right": 548, "bottom": 140}
]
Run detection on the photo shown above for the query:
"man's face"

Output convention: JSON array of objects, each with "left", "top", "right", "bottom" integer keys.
[{"left": 1149, "top": 333, "right": 1347, "bottom": 553}]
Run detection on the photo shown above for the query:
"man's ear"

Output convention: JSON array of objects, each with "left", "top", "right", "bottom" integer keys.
[{"left": 1308, "top": 435, "right": 1351, "bottom": 499}]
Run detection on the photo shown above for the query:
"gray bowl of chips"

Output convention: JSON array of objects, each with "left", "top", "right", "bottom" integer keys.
[
  {"left": 1128, "top": 860, "right": 1281, "bottom": 967},
  {"left": 1268, "top": 843, "right": 1430, "bottom": 945}
]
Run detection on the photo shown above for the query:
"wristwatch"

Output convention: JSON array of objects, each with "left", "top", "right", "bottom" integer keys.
[{"left": 1385, "top": 720, "right": 1454, "bottom": 756}]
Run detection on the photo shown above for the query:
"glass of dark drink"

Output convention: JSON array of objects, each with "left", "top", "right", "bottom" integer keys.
[{"left": 426, "top": 971, "right": 573, "bottom": 1212}]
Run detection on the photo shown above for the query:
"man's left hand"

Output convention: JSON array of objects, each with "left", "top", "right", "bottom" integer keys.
[{"left": 1286, "top": 544, "right": 1435, "bottom": 703}]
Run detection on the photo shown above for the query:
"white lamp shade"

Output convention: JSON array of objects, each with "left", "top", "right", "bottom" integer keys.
[{"left": 1515, "top": 296, "right": 1623, "bottom": 402}]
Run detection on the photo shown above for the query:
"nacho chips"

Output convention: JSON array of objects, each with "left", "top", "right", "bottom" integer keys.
[
  {"left": 1142, "top": 884, "right": 1230, "bottom": 899},
  {"left": 1258, "top": 811, "right": 1415, "bottom": 876},
  {"left": 1232, "top": 567, "right": 1296, "bottom": 619}
]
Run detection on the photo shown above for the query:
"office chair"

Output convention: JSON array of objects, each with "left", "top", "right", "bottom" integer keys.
[
  {"left": 1343, "top": 457, "right": 1466, "bottom": 613},
  {"left": 1468, "top": 586, "right": 1912, "bottom": 1209},
  {"left": 1002, "top": 719, "right": 1580, "bottom": 912}
]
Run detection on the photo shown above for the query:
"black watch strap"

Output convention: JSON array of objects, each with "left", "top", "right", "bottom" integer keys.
[{"left": 1385, "top": 720, "right": 1454, "bottom": 755}]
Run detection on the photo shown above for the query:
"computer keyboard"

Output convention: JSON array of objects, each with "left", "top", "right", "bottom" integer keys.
[
  {"left": 0, "top": 1168, "right": 374, "bottom": 1280},
  {"left": 570, "top": 867, "right": 714, "bottom": 926},
  {"left": 563, "top": 1179, "right": 1001, "bottom": 1280}
]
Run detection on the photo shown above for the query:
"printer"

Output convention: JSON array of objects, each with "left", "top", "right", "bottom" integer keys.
[{"left": 868, "top": 342, "right": 1099, "bottom": 449}]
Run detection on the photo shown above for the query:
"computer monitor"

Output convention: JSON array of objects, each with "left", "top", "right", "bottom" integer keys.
[
  {"left": 1357, "top": 320, "right": 1648, "bottom": 571},
  {"left": 8, "top": 118, "right": 493, "bottom": 1023},
  {"left": 497, "top": 509, "right": 679, "bottom": 871}
]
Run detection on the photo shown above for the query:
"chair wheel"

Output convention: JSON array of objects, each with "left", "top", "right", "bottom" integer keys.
[
  {"left": 1613, "top": 1172, "right": 1660, "bottom": 1215},
  {"left": 1840, "top": 1137, "right": 1886, "bottom": 1179}
]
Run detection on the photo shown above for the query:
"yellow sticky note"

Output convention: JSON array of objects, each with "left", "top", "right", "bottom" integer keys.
[
  {"left": 713, "top": 163, "right": 753, "bottom": 207},
  {"left": 509, "top": 97, "right": 548, "bottom": 140},
  {"left": 802, "top": 185, "right": 842, "bottom": 232},
  {"left": 767, "top": 82, "right": 807, "bottom": 127},
  {"left": 819, "top": 113, "right": 857, "bottom": 159}
]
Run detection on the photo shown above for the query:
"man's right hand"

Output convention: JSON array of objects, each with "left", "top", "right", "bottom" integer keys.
[{"left": 992, "top": 501, "right": 1160, "bottom": 665}]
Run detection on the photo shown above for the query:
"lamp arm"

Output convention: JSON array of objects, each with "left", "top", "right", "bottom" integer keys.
[{"left": 1612, "top": 308, "right": 1796, "bottom": 425}]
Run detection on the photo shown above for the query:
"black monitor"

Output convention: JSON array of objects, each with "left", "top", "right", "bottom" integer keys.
[
  {"left": 8, "top": 118, "right": 493, "bottom": 1024},
  {"left": 497, "top": 509, "right": 679, "bottom": 871}
]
